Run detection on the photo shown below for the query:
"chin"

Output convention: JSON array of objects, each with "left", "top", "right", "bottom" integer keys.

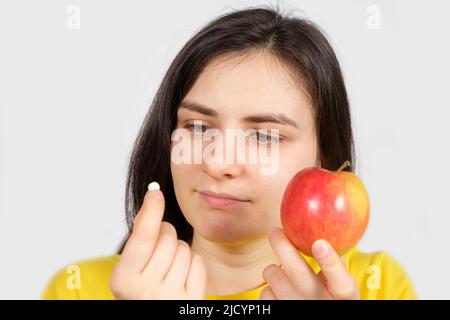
[{"left": 193, "top": 214, "right": 263, "bottom": 244}]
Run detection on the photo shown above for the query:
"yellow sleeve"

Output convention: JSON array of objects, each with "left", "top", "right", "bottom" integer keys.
[
  {"left": 377, "top": 252, "right": 417, "bottom": 300},
  {"left": 353, "top": 250, "right": 418, "bottom": 300},
  {"left": 41, "top": 255, "right": 118, "bottom": 300},
  {"left": 41, "top": 266, "right": 80, "bottom": 300}
]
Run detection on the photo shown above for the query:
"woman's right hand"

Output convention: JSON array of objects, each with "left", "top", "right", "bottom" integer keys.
[{"left": 109, "top": 182, "right": 206, "bottom": 299}]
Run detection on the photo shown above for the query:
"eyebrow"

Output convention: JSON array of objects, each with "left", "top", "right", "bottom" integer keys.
[{"left": 179, "top": 100, "right": 300, "bottom": 129}]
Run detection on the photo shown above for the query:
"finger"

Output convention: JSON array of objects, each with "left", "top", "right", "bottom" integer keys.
[
  {"left": 312, "top": 239, "right": 359, "bottom": 300},
  {"left": 185, "top": 253, "right": 207, "bottom": 300},
  {"left": 143, "top": 222, "right": 178, "bottom": 279},
  {"left": 317, "top": 270, "right": 328, "bottom": 287},
  {"left": 164, "top": 240, "right": 192, "bottom": 288},
  {"left": 268, "top": 227, "right": 323, "bottom": 297},
  {"left": 262, "top": 264, "right": 303, "bottom": 300},
  {"left": 119, "top": 182, "right": 165, "bottom": 273},
  {"left": 259, "top": 285, "right": 277, "bottom": 300}
]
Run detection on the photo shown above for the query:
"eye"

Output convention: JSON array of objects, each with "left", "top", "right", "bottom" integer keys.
[
  {"left": 184, "top": 122, "right": 210, "bottom": 134},
  {"left": 249, "top": 130, "right": 283, "bottom": 145}
]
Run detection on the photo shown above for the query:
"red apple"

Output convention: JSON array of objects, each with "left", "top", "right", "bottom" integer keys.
[{"left": 280, "top": 161, "right": 370, "bottom": 257}]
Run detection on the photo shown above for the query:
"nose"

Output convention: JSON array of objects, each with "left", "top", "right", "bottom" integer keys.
[
  {"left": 203, "top": 161, "right": 244, "bottom": 180},
  {"left": 202, "top": 132, "right": 246, "bottom": 179}
]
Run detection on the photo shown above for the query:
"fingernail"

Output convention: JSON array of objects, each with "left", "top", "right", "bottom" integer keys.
[
  {"left": 148, "top": 181, "right": 163, "bottom": 199},
  {"left": 313, "top": 239, "right": 329, "bottom": 258},
  {"left": 263, "top": 264, "right": 279, "bottom": 279}
]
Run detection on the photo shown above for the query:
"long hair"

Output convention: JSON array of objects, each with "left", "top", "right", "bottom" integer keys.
[{"left": 117, "top": 6, "right": 355, "bottom": 253}]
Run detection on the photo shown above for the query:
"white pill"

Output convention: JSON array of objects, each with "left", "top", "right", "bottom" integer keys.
[{"left": 148, "top": 181, "right": 160, "bottom": 191}]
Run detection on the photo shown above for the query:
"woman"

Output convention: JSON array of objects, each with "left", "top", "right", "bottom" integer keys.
[{"left": 42, "top": 6, "right": 417, "bottom": 300}]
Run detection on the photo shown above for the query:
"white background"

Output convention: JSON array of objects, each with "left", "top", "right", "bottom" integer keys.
[{"left": 1, "top": 0, "right": 449, "bottom": 299}]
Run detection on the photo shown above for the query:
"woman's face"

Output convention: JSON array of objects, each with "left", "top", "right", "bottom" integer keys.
[{"left": 170, "top": 52, "right": 320, "bottom": 244}]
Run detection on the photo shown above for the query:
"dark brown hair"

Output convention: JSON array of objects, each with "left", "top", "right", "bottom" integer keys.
[{"left": 117, "top": 6, "right": 355, "bottom": 253}]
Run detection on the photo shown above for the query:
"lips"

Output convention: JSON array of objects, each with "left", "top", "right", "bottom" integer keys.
[
  {"left": 197, "top": 190, "right": 251, "bottom": 209},
  {"left": 197, "top": 190, "right": 249, "bottom": 201}
]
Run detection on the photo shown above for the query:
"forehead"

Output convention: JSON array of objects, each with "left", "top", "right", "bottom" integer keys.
[{"left": 180, "top": 52, "right": 313, "bottom": 120}]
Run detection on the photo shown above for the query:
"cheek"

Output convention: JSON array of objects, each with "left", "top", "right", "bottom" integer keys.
[
  {"left": 249, "top": 170, "right": 290, "bottom": 228},
  {"left": 280, "top": 137, "right": 319, "bottom": 173},
  {"left": 251, "top": 141, "right": 319, "bottom": 221},
  {"left": 170, "top": 164, "right": 200, "bottom": 228},
  {"left": 170, "top": 163, "right": 198, "bottom": 203}
]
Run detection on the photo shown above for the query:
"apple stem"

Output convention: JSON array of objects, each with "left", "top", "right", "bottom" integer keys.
[{"left": 337, "top": 160, "right": 351, "bottom": 172}]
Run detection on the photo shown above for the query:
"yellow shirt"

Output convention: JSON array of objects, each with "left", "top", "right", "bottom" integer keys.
[{"left": 41, "top": 247, "right": 417, "bottom": 300}]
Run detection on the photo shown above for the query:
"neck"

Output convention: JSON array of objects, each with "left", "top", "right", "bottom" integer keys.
[{"left": 190, "top": 232, "right": 279, "bottom": 296}]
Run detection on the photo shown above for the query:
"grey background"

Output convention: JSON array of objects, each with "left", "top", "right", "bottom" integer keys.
[{"left": 0, "top": 0, "right": 449, "bottom": 299}]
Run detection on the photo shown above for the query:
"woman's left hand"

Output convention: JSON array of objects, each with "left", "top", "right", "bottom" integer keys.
[{"left": 260, "top": 227, "right": 360, "bottom": 300}]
